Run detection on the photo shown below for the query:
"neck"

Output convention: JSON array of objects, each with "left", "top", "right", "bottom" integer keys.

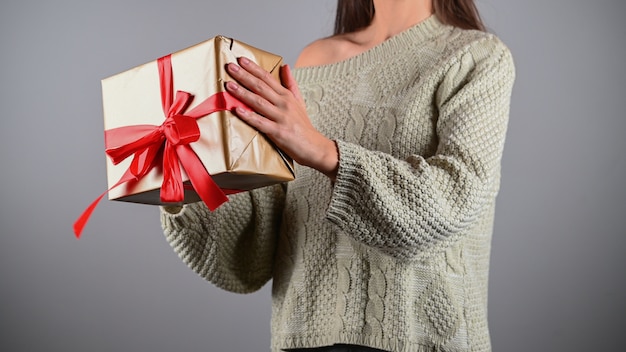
[{"left": 369, "top": 0, "right": 433, "bottom": 41}]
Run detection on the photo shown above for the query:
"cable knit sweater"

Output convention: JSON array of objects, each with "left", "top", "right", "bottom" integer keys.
[{"left": 160, "top": 15, "right": 515, "bottom": 352}]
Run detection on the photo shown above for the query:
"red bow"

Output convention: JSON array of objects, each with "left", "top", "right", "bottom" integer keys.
[{"left": 74, "top": 54, "right": 244, "bottom": 238}]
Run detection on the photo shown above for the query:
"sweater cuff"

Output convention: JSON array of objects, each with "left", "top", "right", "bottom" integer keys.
[
  {"left": 159, "top": 202, "right": 208, "bottom": 231},
  {"left": 326, "top": 140, "right": 362, "bottom": 228},
  {"left": 161, "top": 205, "right": 183, "bottom": 214}
]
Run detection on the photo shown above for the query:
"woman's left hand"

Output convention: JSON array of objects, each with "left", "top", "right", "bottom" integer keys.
[{"left": 225, "top": 57, "right": 338, "bottom": 180}]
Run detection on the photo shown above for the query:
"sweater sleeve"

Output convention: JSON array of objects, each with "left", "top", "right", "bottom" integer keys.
[
  {"left": 325, "top": 37, "right": 515, "bottom": 261},
  {"left": 160, "top": 183, "right": 286, "bottom": 293}
]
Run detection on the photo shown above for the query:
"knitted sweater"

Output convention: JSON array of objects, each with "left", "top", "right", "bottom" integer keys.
[{"left": 160, "top": 15, "right": 515, "bottom": 352}]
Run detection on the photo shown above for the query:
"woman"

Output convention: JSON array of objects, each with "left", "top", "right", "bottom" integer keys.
[{"left": 161, "top": 0, "right": 515, "bottom": 351}]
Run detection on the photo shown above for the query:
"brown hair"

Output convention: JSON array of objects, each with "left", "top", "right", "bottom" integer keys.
[{"left": 334, "top": 0, "right": 485, "bottom": 35}]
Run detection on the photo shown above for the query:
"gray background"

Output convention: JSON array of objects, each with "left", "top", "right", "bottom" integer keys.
[{"left": 1, "top": 0, "right": 624, "bottom": 351}]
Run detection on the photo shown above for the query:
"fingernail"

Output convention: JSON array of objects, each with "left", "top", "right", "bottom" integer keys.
[
  {"left": 226, "top": 81, "right": 238, "bottom": 90},
  {"left": 239, "top": 57, "right": 250, "bottom": 65},
  {"left": 236, "top": 106, "right": 247, "bottom": 114},
  {"left": 228, "top": 63, "right": 240, "bottom": 72}
]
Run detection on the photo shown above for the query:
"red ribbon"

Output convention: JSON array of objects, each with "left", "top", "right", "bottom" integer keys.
[{"left": 74, "top": 54, "right": 245, "bottom": 238}]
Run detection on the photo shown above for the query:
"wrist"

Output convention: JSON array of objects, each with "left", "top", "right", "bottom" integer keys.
[{"left": 319, "top": 139, "right": 339, "bottom": 181}]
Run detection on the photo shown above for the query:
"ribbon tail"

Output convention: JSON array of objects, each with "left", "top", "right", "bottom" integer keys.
[
  {"left": 130, "top": 143, "right": 163, "bottom": 178},
  {"left": 73, "top": 191, "right": 108, "bottom": 238},
  {"left": 73, "top": 169, "right": 137, "bottom": 238},
  {"left": 177, "top": 145, "right": 228, "bottom": 210},
  {"left": 160, "top": 142, "right": 185, "bottom": 203}
]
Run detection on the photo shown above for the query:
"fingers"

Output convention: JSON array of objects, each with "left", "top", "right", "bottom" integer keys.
[
  {"left": 226, "top": 57, "right": 286, "bottom": 104},
  {"left": 232, "top": 105, "right": 275, "bottom": 136},
  {"left": 240, "top": 57, "right": 286, "bottom": 92},
  {"left": 226, "top": 57, "right": 305, "bottom": 123},
  {"left": 225, "top": 79, "right": 280, "bottom": 121}
]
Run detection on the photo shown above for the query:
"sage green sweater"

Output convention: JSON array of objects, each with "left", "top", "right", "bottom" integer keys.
[{"left": 161, "top": 15, "right": 515, "bottom": 352}]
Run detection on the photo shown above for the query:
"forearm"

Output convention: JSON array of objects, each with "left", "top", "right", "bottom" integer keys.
[{"left": 161, "top": 184, "right": 286, "bottom": 293}]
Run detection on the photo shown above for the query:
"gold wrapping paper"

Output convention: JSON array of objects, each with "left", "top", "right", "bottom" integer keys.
[{"left": 101, "top": 36, "right": 295, "bottom": 205}]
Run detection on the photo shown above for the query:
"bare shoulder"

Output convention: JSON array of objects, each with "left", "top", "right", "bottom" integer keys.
[{"left": 294, "top": 34, "right": 356, "bottom": 68}]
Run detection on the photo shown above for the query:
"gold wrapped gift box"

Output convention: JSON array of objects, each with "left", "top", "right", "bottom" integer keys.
[{"left": 101, "top": 36, "right": 295, "bottom": 206}]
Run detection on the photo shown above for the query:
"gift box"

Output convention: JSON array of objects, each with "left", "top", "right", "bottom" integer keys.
[{"left": 74, "top": 36, "right": 295, "bottom": 237}]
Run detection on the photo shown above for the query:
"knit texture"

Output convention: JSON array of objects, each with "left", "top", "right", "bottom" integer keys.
[{"left": 160, "top": 15, "right": 515, "bottom": 352}]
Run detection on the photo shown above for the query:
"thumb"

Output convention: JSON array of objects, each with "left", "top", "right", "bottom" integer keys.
[{"left": 280, "top": 64, "right": 304, "bottom": 103}]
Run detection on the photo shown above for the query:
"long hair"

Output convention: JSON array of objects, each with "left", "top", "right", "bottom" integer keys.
[{"left": 334, "top": 0, "right": 485, "bottom": 35}]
